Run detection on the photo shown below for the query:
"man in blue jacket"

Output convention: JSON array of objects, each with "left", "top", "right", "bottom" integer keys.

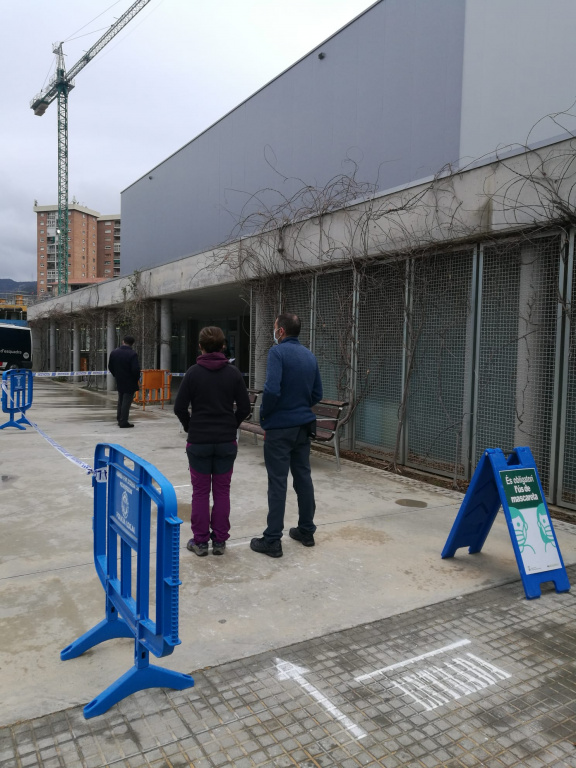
[{"left": 250, "top": 313, "right": 323, "bottom": 558}]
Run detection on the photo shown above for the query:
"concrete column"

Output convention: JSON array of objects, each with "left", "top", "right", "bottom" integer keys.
[
  {"left": 106, "top": 313, "right": 117, "bottom": 392},
  {"left": 160, "top": 299, "right": 172, "bottom": 371},
  {"left": 72, "top": 321, "right": 80, "bottom": 373},
  {"left": 49, "top": 320, "right": 56, "bottom": 372}
]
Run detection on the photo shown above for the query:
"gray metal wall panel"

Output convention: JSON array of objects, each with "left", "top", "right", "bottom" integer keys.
[{"left": 121, "top": 0, "right": 466, "bottom": 273}]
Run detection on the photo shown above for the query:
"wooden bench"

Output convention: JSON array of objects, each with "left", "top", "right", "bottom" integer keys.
[{"left": 239, "top": 391, "right": 349, "bottom": 470}]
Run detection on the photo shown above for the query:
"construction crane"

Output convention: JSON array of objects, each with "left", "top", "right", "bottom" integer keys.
[{"left": 30, "top": 1, "right": 152, "bottom": 295}]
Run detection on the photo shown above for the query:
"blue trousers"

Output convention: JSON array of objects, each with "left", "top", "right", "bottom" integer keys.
[{"left": 263, "top": 423, "right": 316, "bottom": 541}]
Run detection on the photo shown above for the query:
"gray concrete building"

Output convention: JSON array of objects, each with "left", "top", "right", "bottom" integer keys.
[{"left": 28, "top": 0, "right": 576, "bottom": 508}]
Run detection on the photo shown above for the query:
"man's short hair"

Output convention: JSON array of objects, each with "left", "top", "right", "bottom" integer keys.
[
  {"left": 276, "top": 313, "right": 301, "bottom": 337},
  {"left": 123, "top": 335, "right": 135, "bottom": 346},
  {"left": 199, "top": 326, "right": 226, "bottom": 353}
]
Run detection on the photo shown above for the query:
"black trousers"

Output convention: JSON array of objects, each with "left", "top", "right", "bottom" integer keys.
[
  {"left": 116, "top": 391, "right": 134, "bottom": 425},
  {"left": 263, "top": 423, "right": 316, "bottom": 541}
]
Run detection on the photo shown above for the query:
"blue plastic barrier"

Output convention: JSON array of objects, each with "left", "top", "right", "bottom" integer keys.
[
  {"left": 442, "top": 446, "right": 570, "bottom": 599},
  {"left": 61, "top": 443, "right": 194, "bottom": 718},
  {"left": 0, "top": 369, "right": 33, "bottom": 430}
]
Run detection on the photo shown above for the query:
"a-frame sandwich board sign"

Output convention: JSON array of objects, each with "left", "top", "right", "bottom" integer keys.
[{"left": 442, "top": 446, "right": 570, "bottom": 600}]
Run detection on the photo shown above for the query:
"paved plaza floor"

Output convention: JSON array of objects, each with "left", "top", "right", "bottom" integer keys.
[{"left": 1, "top": 380, "right": 576, "bottom": 767}]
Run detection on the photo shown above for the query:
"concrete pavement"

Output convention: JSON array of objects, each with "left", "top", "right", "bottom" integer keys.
[{"left": 1, "top": 379, "right": 576, "bottom": 767}]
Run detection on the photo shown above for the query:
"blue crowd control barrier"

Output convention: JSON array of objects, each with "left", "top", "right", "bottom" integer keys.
[
  {"left": 61, "top": 443, "right": 194, "bottom": 718},
  {"left": 0, "top": 369, "right": 33, "bottom": 430}
]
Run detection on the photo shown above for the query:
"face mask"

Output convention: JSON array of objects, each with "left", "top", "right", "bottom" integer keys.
[{"left": 273, "top": 329, "right": 279, "bottom": 345}]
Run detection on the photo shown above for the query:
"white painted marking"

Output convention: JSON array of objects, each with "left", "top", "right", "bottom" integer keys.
[
  {"left": 358, "top": 643, "right": 511, "bottom": 713},
  {"left": 443, "top": 661, "right": 487, "bottom": 692},
  {"left": 355, "top": 639, "right": 471, "bottom": 682},
  {"left": 275, "top": 658, "right": 367, "bottom": 740},
  {"left": 402, "top": 673, "right": 449, "bottom": 708},
  {"left": 465, "top": 653, "right": 511, "bottom": 680},
  {"left": 452, "top": 657, "right": 496, "bottom": 686},
  {"left": 429, "top": 664, "right": 475, "bottom": 696},
  {"left": 418, "top": 670, "right": 462, "bottom": 701},
  {"left": 391, "top": 680, "right": 433, "bottom": 711}
]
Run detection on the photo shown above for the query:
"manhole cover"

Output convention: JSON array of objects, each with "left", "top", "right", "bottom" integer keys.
[{"left": 395, "top": 498, "right": 427, "bottom": 508}]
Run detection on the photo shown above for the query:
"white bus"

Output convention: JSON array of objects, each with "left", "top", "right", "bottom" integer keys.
[{"left": 0, "top": 323, "right": 32, "bottom": 370}]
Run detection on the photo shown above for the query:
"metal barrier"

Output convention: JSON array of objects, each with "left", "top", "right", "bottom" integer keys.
[
  {"left": 0, "top": 369, "right": 33, "bottom": 430},
  {"left": 61, "top": 443, "right": 194, "bottom": 718},
  {"left": 133, "top": 369, "right": 172, "bottom": 410}
]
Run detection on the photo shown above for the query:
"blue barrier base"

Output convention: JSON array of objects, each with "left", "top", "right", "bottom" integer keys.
[
  {"left": 83, "top": 652, "right": 194, "bottom": 718},
  {"left": 60, "top": 616, "right": 133, "bottom": 660},
  {"left": 0, "top": 414, "right": 29, "bottom": 431}
]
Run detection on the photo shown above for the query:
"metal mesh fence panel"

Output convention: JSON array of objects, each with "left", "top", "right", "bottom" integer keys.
[
  {"left": 355, "top": 261, "right": 406, "bottom": 456},
  {"left": 475, "top": 235, "right": 560, "bottom": 495},
  {"left": 407, "top": 249, "right": 474, "bottom": 477},
  {"left": 281, "top": 276, "right": 312, "bottom": 349},
  {"left": 560, "top": 244, "right": 576, "bottom": 506},
  {"left": 315, "top": 269, "right": 354, "bottom": 400},
  {"left": 250, "top": 282, "right": 279, "bottom": 390},
  {"left": 56, "top": 319, "right": 73, "bottom": 371}
]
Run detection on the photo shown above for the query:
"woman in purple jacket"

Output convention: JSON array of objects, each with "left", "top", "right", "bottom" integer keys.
[{"left": 174, "top": 326, "right": 251, "bottom": 556}]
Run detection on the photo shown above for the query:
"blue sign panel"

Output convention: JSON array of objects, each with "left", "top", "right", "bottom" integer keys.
[
  {"left": 0, "top": 368, "right": 33, "bottom": 430},
  {"left": 112, "top": 470, "right": 140, "bottom": 543},
  {"left": 442, "top": 446, "right": 570, "bottom": 600},
  {"left": 60, "top": 443, "right": 194, "bottom": 718}
]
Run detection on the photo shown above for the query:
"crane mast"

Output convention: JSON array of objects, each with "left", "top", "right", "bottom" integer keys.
[{"left": 30, "top": 0, "right": 152, "bottom": 295}]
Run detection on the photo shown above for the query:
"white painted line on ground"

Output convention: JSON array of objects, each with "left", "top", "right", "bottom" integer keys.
[
  {"left": 466, "top": 653, "right": 511, "bottom": 679},
  {"left": 276, "top": 658, "right": 367, "bottom": 740},
  {"left": 355, "top": 639, "right": 471, "bottom": 682},
  {"left": 390, "top": 679, "right": 434, "bottom": 711}
]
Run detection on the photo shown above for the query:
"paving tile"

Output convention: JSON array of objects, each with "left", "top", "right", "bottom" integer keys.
[{"left": 5, "top": 564, "right": 576, "bottom": 767}]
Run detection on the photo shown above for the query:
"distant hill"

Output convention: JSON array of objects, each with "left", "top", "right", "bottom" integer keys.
[{"left": 0, "top": 279, "right": 36, "bottom": 295}]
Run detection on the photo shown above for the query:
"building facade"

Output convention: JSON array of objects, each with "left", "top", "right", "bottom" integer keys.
[
  {"left": 27, "top": 0, "right": 576, "bottom": 509},
  {"left": 33, "top": 204, "right": 121, "bottom": 296},
  {"left": 96, "top": 215, "right": 121, "bottom": 280},
  {"left": 119, "top": 0, "right": 576, "bottom": 276}
]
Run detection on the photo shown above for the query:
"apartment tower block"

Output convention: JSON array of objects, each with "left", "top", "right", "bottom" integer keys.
[{"left": 34, "top": 203, "right": 121, "bottom": 296}]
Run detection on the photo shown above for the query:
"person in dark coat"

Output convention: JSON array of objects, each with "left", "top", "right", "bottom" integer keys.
[
  {"left": 108, "top": 335, "right": 141, "bottom": 428},
  {"left": 174, "top": 326, "right": 251, "bottom": 556}
]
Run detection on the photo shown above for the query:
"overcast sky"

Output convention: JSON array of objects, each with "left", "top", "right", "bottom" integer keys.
[{"left": 0, "top": 0, "right": 377, "bottom": 281}]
